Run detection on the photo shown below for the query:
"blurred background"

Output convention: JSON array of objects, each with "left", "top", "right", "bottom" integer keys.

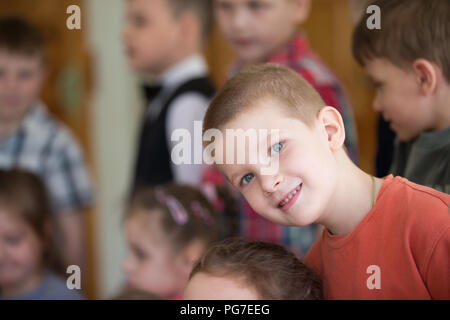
[{"left": 0, "top": 0, "right": 376, "bottom": 299}]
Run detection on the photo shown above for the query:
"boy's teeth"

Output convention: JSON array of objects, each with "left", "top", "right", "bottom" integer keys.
[{"left": 279, "top": 183, "right": 302, "bottom": 207}]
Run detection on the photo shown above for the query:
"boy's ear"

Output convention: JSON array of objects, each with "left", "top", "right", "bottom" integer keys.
[
  {"left": 292, "top": 0, "right": 312, "bottom": 24},
  {"left": 317, "top": 106, "right": 345, "bottom": 152},
  {"left": 412, "top": 59, "right": 437, "bottom": 96}
]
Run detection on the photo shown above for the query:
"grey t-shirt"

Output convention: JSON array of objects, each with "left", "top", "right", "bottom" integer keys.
[
  {"left": 0, "top": 271, "right": 84, "bottom": 300},
  {"left": 390, "top": 126, "right": 450, "bottom": 194}
]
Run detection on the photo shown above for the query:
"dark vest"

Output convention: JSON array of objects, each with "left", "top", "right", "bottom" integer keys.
[{"left": 133, "top": 77, "right": 215, "bottom": 189}]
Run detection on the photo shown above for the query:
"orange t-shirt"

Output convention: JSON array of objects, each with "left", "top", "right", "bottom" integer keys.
[{"left": 305, "top": 175, "right": 450, "bottom": 299}]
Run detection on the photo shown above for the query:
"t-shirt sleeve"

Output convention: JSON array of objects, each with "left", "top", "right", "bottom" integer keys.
[{"left": 423, "top": 227, "right": 450, "bottom": 299}]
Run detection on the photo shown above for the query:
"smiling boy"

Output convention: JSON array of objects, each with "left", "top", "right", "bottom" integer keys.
[{"left": 202, "top": 63, "right": 450, "bottom": 299}]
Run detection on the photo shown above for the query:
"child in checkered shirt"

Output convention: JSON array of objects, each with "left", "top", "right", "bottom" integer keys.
[{"left": 0, "top": 17, "right": 93, "bottom": 277}]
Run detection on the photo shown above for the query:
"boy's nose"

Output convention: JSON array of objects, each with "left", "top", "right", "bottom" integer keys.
[
  {"left": 231, "top": 8, "right": 250, "bottom": 30},
  {"left": 260, "top": 174, "right": 283, "bottom": 195}
]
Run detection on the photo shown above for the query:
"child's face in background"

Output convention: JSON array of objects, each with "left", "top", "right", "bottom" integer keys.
[
  {"left": 0, "top": 50, "right": 44, "bottom": 125},
  {"left": 364, "top": 58, "right": 435, "bottom": 142},
  {"left": 122, "top": 211, "right": 188, "bottom": 299},
  {"left": 215, "top": 0, "right": 307, "bottom": 64},
  {"left": 217, "top": 98, "right": 339, "bottom": 227},
  {"left": 0, "top": 209, "right": 44, "bottom": 293},
  {"left": 123, "top": 0, "right": 185, "bottom": 75},
  {"left": 184, "top": 272, "right": 260, "bottom": 300}
]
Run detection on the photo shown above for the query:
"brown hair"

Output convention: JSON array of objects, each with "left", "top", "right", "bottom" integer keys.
[
  {"left": 190, "top": 238, "right": 323, "bottom": 300},
  {"left": 0, "top": 169, "right": 62, "bottom": 273},
  {"left": 352, "top": 0, "right": 450, "bottom": 83},
  {"left": 202, "top": 63, "right": 325, "bottom": 143},
  {"left": 125, "top": 183, "right": 221, "bottom": 252},
  {"left": 167, "top": 0, "right": 213, "bottom": 42},
  {"left": 0, "top": 16, "right": 46, "bottom": 60}
]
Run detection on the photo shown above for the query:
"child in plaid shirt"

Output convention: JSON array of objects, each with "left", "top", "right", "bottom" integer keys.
[
  {"left": 204, "top": 0, "right": 358, "bottom": 257},
  {"left": 0, "top": 17, "right": 93, "bottom": 274}
]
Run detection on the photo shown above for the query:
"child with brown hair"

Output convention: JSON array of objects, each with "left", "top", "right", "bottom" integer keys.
[
  {"left": 184, "top": 238, "right": 323, "bottom": 300},
  {"left": 352, "top": 0, "right": 450, "bottom": 193},
  {"left": 0, "top": 169, "right": 83, "bottom": 300},
  {"left": 123, "top": 0, "right": 215, "bottom": 188},
  {"left": 121, "top": 183, "right": 223, "bottom": 299},
  {"left": 0, "top": 17, "right": 94, "bottom": 273},
  {"left": 202, "top": 63, "right": 450, "bottom": 299}
]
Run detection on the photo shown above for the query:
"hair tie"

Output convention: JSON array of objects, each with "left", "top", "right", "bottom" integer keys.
[
  {"left": 191, "top": 201, "right": 214, "bottom": 226},
  {"left": 155, "top": 188, "right": 188, "bottom": 225}
]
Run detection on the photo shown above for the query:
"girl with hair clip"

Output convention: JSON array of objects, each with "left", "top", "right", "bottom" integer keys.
[
  {"left": 121, "top": 183, "right": 225, "bottom": 300},
  {"left": 0, "top": 169, "right": 83, "bottom": 300}
]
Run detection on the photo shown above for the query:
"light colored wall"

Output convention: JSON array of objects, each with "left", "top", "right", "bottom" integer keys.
[{"left": 85, "top": 0, "right": 142, "bottom": 298}]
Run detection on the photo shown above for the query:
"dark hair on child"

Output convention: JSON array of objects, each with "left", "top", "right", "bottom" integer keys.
[
  {"left": 0, "top": 169, "right": 63, "bottom": 274},
  {"left": 125, "top": 183, "right": 222, "bottom": 252},
  {"left": 190, "top": 238, "right": 323, "bottom": 300},
  {"left": 352, "top": 0, "right": 450, "bottom": 83},
  {"left": 0, "top": 16, "right": 46, "bottom": 59}
]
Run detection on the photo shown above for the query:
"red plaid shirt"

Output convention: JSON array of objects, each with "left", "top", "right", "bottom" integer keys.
[{"left": 203, "top": 32, "right": 358, "bottom": 257}]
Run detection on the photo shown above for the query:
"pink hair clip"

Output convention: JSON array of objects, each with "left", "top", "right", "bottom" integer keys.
[
  {"left": 155, "top": 188, "right": 188, "bottom": 225},
  {"left": 191, "top": 201, "right": 214, "bottom": 226}
]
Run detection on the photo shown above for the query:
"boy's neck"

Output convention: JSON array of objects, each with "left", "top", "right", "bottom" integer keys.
[
  {"left": 0, "top": 268, "right": 44, "bottom": 298},
  {"left": 154, "top": 45, "right": 202, "bottom": 79},
  {"left": 317, "top": 150, "right": 384, "bottom": 236}
]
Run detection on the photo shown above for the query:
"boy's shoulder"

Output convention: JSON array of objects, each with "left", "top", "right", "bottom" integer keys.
[
  {"left": 22, "top": 102, "right": 82, "bottom": 152},
  {"left": 378, "top": 175, "right": 450, "bottom": 253},
  {"left": 380, "top": 175, "right": 450, "bottom": 222},
  {"left": 267, "top": 32, "right": 338, "bottom": 88}
]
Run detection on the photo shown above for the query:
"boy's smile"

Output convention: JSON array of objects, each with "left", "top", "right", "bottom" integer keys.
[{"left": 217, "top": 97, "right": 339, "bottom": 227}]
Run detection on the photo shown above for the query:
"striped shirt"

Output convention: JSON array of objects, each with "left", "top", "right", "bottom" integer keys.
[{"left": 0, "top": 102, "right": 93, "bottom": 213}]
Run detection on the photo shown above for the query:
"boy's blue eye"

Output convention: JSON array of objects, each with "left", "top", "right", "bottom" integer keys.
[
  {"left": 270, "top": 142, "right": 283, "bottom": 155},
  {"left": 240, "top": 173, "right": 254, "bottom": 186}
]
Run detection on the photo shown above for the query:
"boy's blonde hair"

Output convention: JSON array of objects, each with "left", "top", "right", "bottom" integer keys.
[
  {"left": 352, "top": 0, "right": 450, "bottom": 83},
  {"left": 203, "top": 63, "right": 325, "bottom": 140},
  {"left": 167, "top": 0, "right": 213, "bottom": 42}
]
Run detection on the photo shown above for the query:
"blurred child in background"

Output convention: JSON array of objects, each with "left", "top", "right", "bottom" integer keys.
[
  {"left": 123, "top": 0, "right": 215, "bottom": 188},
  {"left": 0, "top": 17, "right": 94, "bottom": 274},
  {"left": 0, "top": 169, "right": 84, "bottom": 300},
  {"left": 208, "top": 0, "right": 359, "bottom": 258},
  {"left": 184, "top": 238, "right": 323, "bottom": 300},
  {"left": 122, "top": 183, "right": 222, "bottom": 299},
  {"left": 353, "top": 0, "right": 450, "bottom": 193}
]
